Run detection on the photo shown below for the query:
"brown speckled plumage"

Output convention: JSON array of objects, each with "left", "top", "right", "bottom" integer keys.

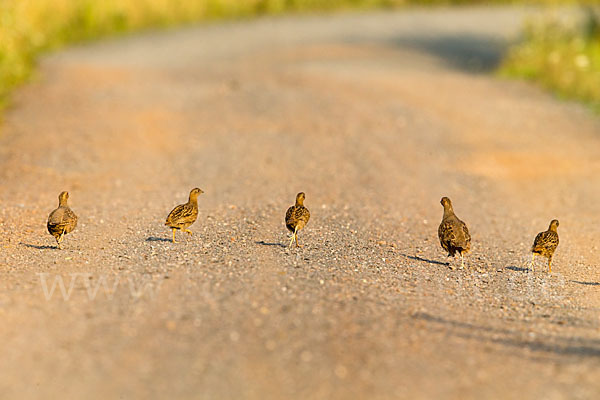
[
  {"left": 438, "top": 197, "right": 471, "bottom": 268},
  {"left": 285, "top": 192, "right": 310, "bottom": 248},
  {"left": 47, "top": 191, "right": 78, "bottom": 249},
  {"left": 531, "top": 219, "right": 559, "bottom": 273},
  {"left": 165, "top": 188, "right": 203, "bottom": 243}
]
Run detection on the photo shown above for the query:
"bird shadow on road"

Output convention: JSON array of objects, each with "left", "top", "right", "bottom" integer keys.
[
  {"left": 146, "top": 237, "right": 171, "bottom": 243},
  {"left": 20, "top": 242, "right": 56, "bottom": 250},
  {"left": 401, "top": 254, "right": 449, "bottom": 266},
  {"left": 506, "top": 265, "right": 529, "bottom": 273},
  {"left": 256, "top": 240, "right": 286, "bottom": 249},
  {"left": 571, "top": 281, "right": 600, "bottom": 286}
]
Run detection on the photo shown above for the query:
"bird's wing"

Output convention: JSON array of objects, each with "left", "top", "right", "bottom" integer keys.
[
  {"left": 285, "top": 206, "right": 296, "bottom": 225},
  {"left": 48, "top": 207, "right": 78, "bottom": 235},
  {"left": 460, "top": 219, "right": 471, "bottom": 249},
  {"left": 166, "top": 204, "right": 187, "bottom": 224},
  {"left": 440, "top": 217, "right": 470, "bottom": 250},
  {"left": 439, "top": 220, "right": 456, "bottom": 243},
  {"left": 63, "top": 207, "right": 78, "bottom": 230},
  {"left": 540, "top": 231, "right": 559, "bottom": 250},
  {"left": 532, "top": 231, "right": 544, "bottom": 249},
  {"left": 48, "top": 207, "right": 66, "bottom": 226},
  {"left": 296, "top": 206, "right": 310, "bottom": 223}
]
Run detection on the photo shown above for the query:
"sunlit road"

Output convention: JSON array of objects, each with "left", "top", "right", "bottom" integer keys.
[{"left": 1, "top": 6, "right": 599, "bottom": 399}]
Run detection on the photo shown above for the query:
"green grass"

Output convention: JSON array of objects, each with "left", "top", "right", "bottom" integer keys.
[{"left": 501, "top": 7, "right": 600, "bottom": 112}]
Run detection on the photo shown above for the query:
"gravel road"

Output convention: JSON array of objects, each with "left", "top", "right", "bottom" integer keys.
[{"left": 0, "top": 6, "right": 599, "bottom": 400}]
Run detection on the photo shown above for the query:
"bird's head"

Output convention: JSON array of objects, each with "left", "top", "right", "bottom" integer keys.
[
  {"left": 58, "top": 191, "right": 69, "bottom": 206},
  {"left": 440, "top": 196, "right": 455, "bottom": 217},
  {"left": 189, "top": 188, "right": 204, "bottom": 201},
  {"left": 549, "top": 219, "right": 559, "bottom": 231},
  {"left": 440, "top": 196, "right": 452, "bottom": 208},
  {"left": 296, "top": 192, "right": 306, "bottom": 206}
]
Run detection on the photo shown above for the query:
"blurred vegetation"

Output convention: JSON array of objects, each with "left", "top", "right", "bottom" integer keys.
[
  {"left": 0, "top": 0, "right": 594, "bottom": 109},
  {"left": 501, "top": 7, "right": 600, "bottom": 112}
]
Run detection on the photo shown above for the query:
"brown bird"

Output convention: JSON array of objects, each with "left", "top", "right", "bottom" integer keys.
[
  {"left": 165, "top": 188, "right": 203, "bottom": 243},
  {"left": 438, "top": 197, "right": 471, "bottom": 269},
  {"left": 285, "top": 192, "right": 310, "bottom": 248},
  {"left": 47, "top": 191, "right": 78, "bottom": 249},
  {"left": 531, "top": 219, "right": 559, "bottom": 273}
]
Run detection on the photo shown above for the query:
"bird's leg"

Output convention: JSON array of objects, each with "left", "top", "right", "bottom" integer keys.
[
  {"left": 288, "top": 227, "right": 298, "bottom": 249},
  {"left": 530, "top": 253, "right": 535, "bottom": 272},
  {"left": 293, "top": 227, "right": 303, "bottom": 248},
  {"left": 172, "top": 228, "right": 177, "bottom": 243},
  {"left": 184, "top": 229, "right": 193, "bottom": 236},
  {"left": 56, "top": 230, "right": 65, "bottom": 249},
  {"left": 548, "top": 257, "right": 552, "bottom": 274},
  {"left": 460, "top": 253, "right": 465, "bottom": 270}
]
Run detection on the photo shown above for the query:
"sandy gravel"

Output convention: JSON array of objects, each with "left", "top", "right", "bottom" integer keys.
[{"left": 0, "top": 6, "right": 599, "bottom": 400}]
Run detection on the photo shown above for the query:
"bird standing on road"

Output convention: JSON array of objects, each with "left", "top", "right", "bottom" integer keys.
[
  {"left": 438, "top": 196, "right": 471, "bottom": 269},
  {"left": 47, "top": 191, "right": 78, "bottom": 249},
  {"left": 285, "top": 192, "right": 310, "bottom": 248},
  {"left": 165, "top": 188, "right": 203, "bottom": 243},
  {"left": 531, "top": 219, "right": 559, "bottom": 273}
]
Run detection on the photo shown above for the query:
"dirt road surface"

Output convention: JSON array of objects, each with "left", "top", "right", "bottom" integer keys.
[{"left": 0, "top": 6, "right": 599, "bottom": 400}]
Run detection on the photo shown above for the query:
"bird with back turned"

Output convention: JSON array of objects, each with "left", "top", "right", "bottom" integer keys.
[
  {"left": 285, "top": 192, "right": 310, "bottom": 248},
  {"left": 47, "top": 191, "right": 78, "bottom": 249},
  {"left": 438, "top": 196, "right": 471, "bottom": 269}
]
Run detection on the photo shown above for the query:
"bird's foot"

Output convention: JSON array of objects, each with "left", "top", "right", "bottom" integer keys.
[{"left": 288, "top": 235, "right": 295, "bottom": 249}]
